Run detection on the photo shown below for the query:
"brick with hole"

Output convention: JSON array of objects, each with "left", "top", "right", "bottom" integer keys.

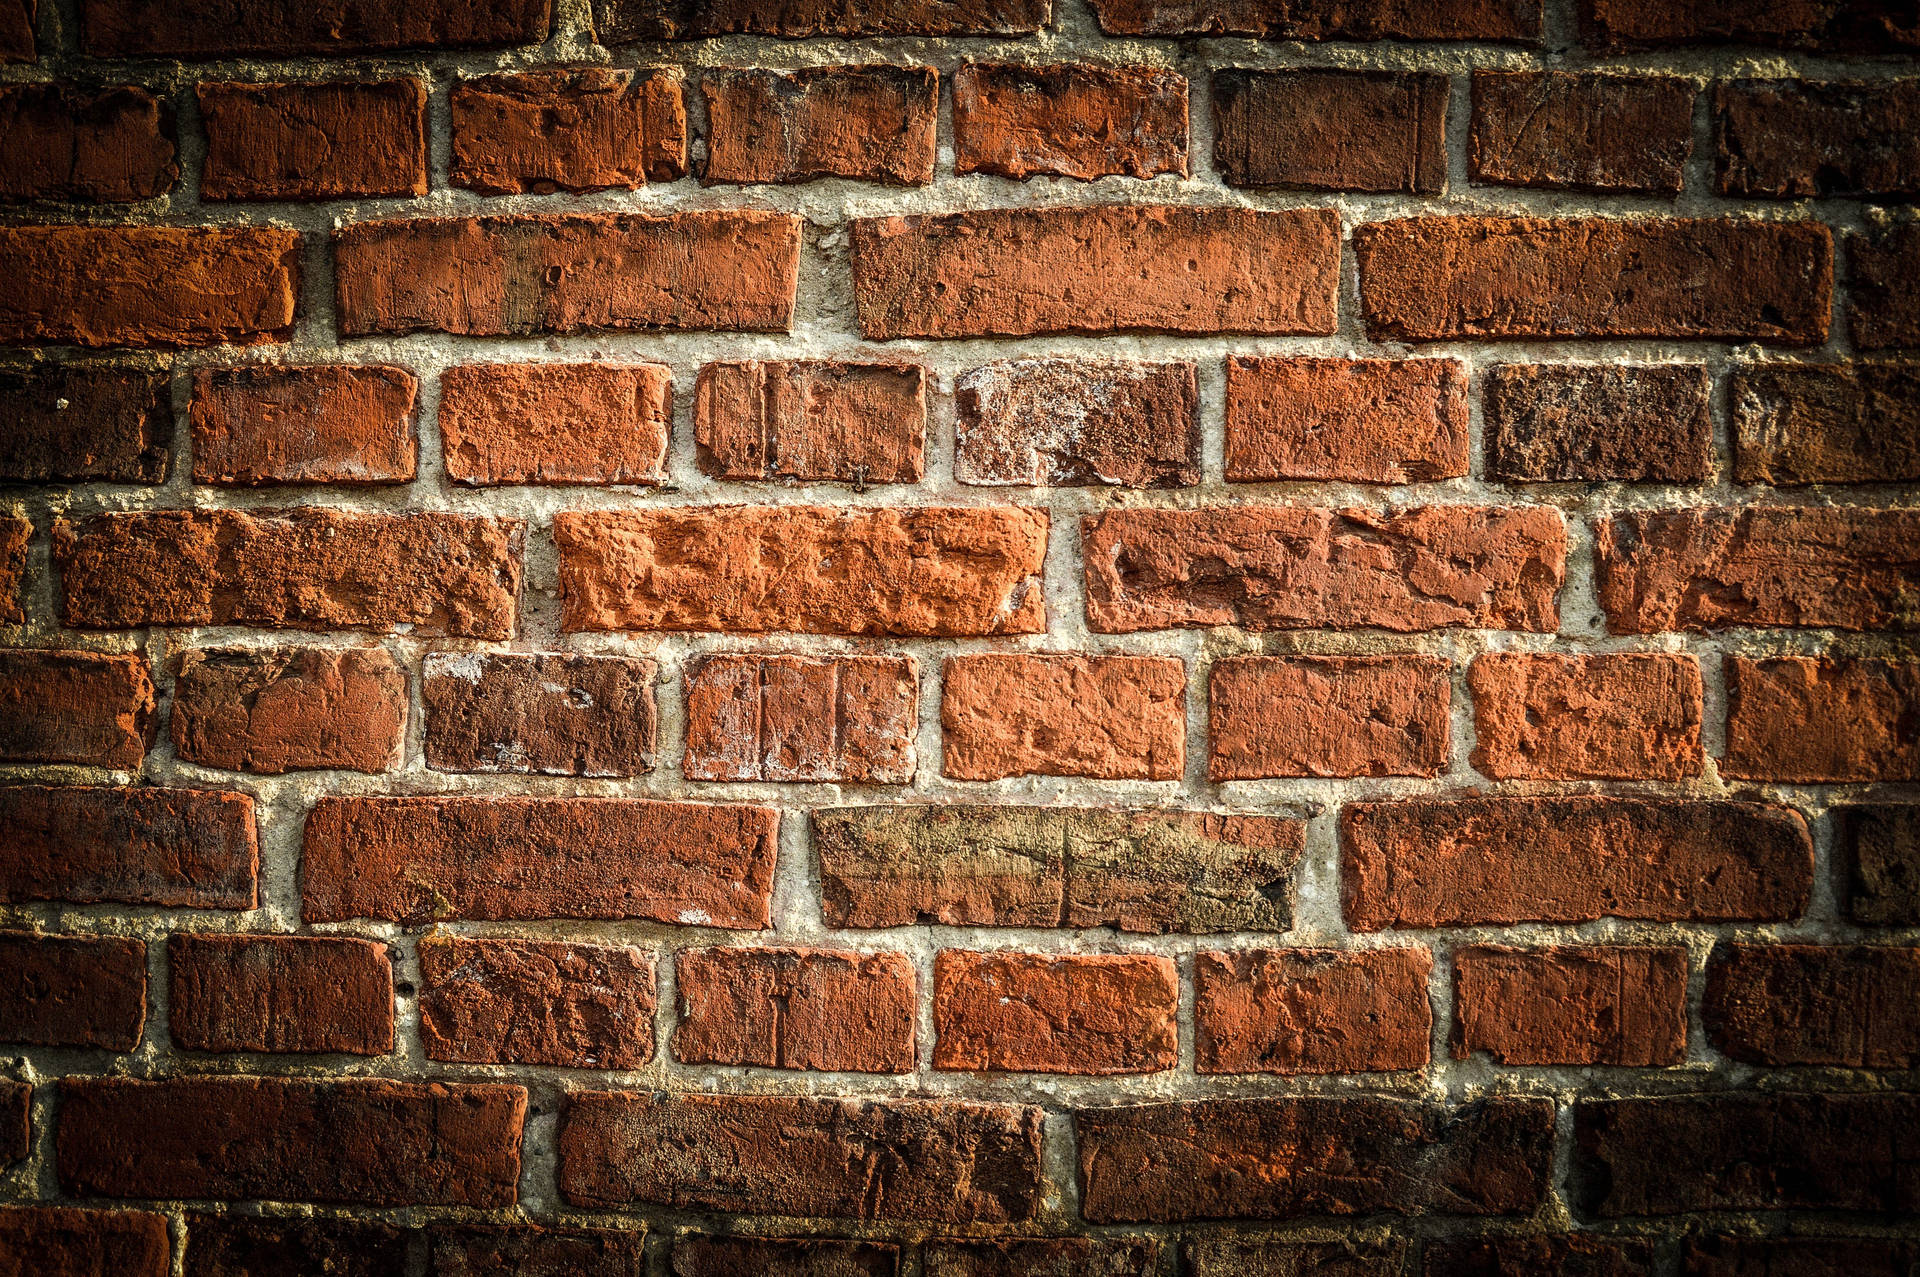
[
  {"left": 0, "top": 84, "right": 176, "bottom": 202},
  {"left": 198, "top": 80, "right": 426, "bottom": 201},
  {"left": 942, "top": 653, "right": 1185, "bottom": 781},
  {"left": 1085, "top": 0, "right": 1543, "bottom": 40},
  {"left": 1851, "top": 223, "right": 1920, "bottom": 350},
  {"left": 927, "top": 1236, "right": 1160, "bottom": 1277},
  {"left": 1213, "top": 69, "right": 1448, "bottom": 193},
  {"left": 451, "top": 68, "right": 686, "bottom": 193},
  {"left": 934, "top": 951, "right": 1178, "bottom": 1075},
  {"left": 1684, "top": 1235, "right": 1920, "bottom": 1277},
  {"left": 1452, "top": 945, "right": 1689, "bottom": 1066},
  {"left": 955, "top": 358, "right": 1198, "bottom": 488},
  {"left": 953, "top": 62, "right": 1188, "bottom": 180},
  {"left": 0, "top": 1207, "right": 171, "bottom": 1277},
  {"left": 1471, "top": 70, "right": 1694, "bottom": 193},
  {"left": 419, "top": 936, "right": 656, "bottom": 1069},
  {"left": 1731, "top": 362, "right": 1920, "bottom": 484},
  {"left": 0, "top": 363, "right": 171, "bottom": 485},
  {"left": 79, "top": 0, "right": 554, "bottom": 56},
  {"left": 1427, "top": 1236, "right": 1656, "bottom": 1276},
  {"left": 1715, "top": 79, "right": 1920, "bottom": 198},
  {"left": 58, "top": 1075, "right": 525, "bottom": 1207},
  {"left": 0, "top": 784, "right": 257, "bottom": 909},
  {"left": 1723, "top": 656, "right": 1920, "bottom": 781},
  {"left": 671, "top": 1234, "right": 896, "bottom": 1277},
  {"left": 694, "top": 360, "right": 925, "bottom": 484},
  {"left": 0, "top": 649, "right": 153, "bottom": 769},
  {"left": 439, "top": 362, "right": 670, "bottom": 486},
  {"left": 434, "top": 1227, "right": 649, "bottom": 1277},
  {"left": 672, "top": 946, "right": 915, "bottom": 1073},
  {"left": 189, "top": 364, "right": 418, "bottom": 486},
  {"left": 423, "top": 651, "right": 658, "bottom": 777},
  {"left": 703, "top": 65, "right": 937, "bottom": 186},
  {"left": 171, "top": 647, "right": 408, "bottom": 774},
  {"left": 593, "top": 0, "right": 1047, "bottom": 40},
  {"left": 1209, "top": 655, "right": 1451, "bottom": 779},
  {"left": 1196, "top": 947, "right": 1433, "bottom": 1075},
  {"left": 1705, "top": 943, "right": 1920, "bottom": 1068},
  {"left": 168, "top": 933, "right": 392, "bottom": 1056},
  {"left": 0, "top": 932, "right": 146, "bottom": 1050},
  {"left": 182, "top": 1215, "right": 411, "bottom": 1277},
  {"left": 683, "top": 653, "right": 917, "bottom": 784},
  {"left": 1844, "top": 805, "right": 1920, "bottom": 927},
  {"left": 1468, "top": 652, "right": 1703, "bottom": 780},
  {"left": 1224, "top": 356, "right": 1469, "bottom": 483},
  {"left": 1186, "top": 1236, "right": 1407, "bottom": 1277},
  {"left": 1483, "top": 362, "right": 1713, "bottom": 483}
]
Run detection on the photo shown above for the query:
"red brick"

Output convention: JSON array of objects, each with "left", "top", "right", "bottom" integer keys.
[
  {"left": 433, "top": 1226, "right": 648, "bottom": 1277},
  {"left": 1453, "top": 945, "right": 1688, "bottom": 1067},
  {"left": 189, "top": 364, "right": 416, "bottom": 486},
  {"left": 0, "top": 224, "right": 298, "bottom": 348},
  {"left": 1195, "top": 947, "right": 1432, "bottom": 1074},
  {"left": 1, "top": 1080, "right": 24, "bottom": 1164},
  {"left": 1596, "top": 508, "right": 1920, "bottom": 633},
  {"left": 451, "top": 68, "right": 685, "bottom": 193},
  {"left": 1484, "top": 363, "right": 1713, "bottom": 483},
  {"left": 1213, "top": 69, "right": 1447, "bottom": 193},
  {"left": 1716, "top": 79, "right": 1920, "bottom": 198},
  {"left": 1851, "top": 223, "right": 1920, "bottom": 350},
  {"left": 0, "top": 364, "right": 170, "bottom": 485},
  {"left": 852, "top": 205, "right": 1339, "bottom": 339},
  {"left": 1356, "top": 217, "right": 1832, "bottom": 344},
  {"left": 672, "top": 1235, "right": 896, "bottom": 1277},
  {"left": 439, "top": 362, "right": 669, "bottom": 486},
  {"left": 0, "top": 784, "right": 257, "bottom": 909},
  {"left": 0, "top": 649, "right": 154, "bottom": 769},
  {"left": 1209, "top": 655, "right": 1450, "bottom": 779},
  {"left": 927, "top": 1238, "right": 1158, "bottom": 1277},
  {"left": 1077, "top": 1096, "right": 1554, "bottom": 1222},
  {"left": 1706, "top": 943, "right": 1920, "bottom": 1068},
  {"left": 423, "top": 651, "right": 657, "bottom": 777},
  {"left": 1581, "top": 0, "right": 1920, "bottom": 51},
  {"left": 302, "top": 794, "right": 777, "bottom": 927},
  {"left": 1342, "top": 797, "right": 1812, "bottom": 930},
  {"left": 0, "top": 0, "right": 30, "bottom": 62},
  {"left": 1427, "top": 1236, "right": 1655, "bottom": 1276},
  {"left": 684, "top": 653, "right": 917, "bottom": 784},
  {"left": 58, "top": 1075, "right": 524, "bottom": 1207},
  {"left": 1087, "top": 0, "right": 1542, "bottom": 39},
  {"left": 169, "top": 933, "right": 392, "bottom": 1055},
  {"left": 1085, "top": 505, "right": 1567, "bottom": 633},
  {"left": 814, "top": 804, "right": 1303, "bottom": 934},
  {"left": 704, "top": 65, "right": 936, "bottom": 186},
  {"left": 1188, "top": 1237, "right": 1406, "bottom": 1277},
  {"left": 1226, "top": 356, "right": 1467, "bottom": 484},
  {"left": 1684, "top": 1235, "right": 1920, "bottom": 1277},
  {"left": 557, "top": 505, "right": 1047, "bottom": 636},
  {"left": 171, "top": 647, "right": 408, "bottom": 774},
  {"left": 942, "top": 653, "right": 1185, "bottom": 781},
  {"left": 934, "top": 951, "right": 1177, "bottom": 1075},
  {"left": 81, "top": 0, "right": 552, "bottom": 56},
  {"left": 0, "top": 932, "right": 146, "bottom": 1049},
  {"left": 0, "top": 84, "right": 175, "bottom": 202},
  {"left": 1471, "top": 71, "right": 1693, "bottom": 193},
  {"left": 57, "top": 509, "right": 522, "bottom": 638},
  {"left": 419, "top": 935, "right": 656, "bottom": 1069},
  {"left": 955, "top": 359, "right": 1198, "bottom": 488},
  {"left": 199, "top": 80, "right": 425, "bottom": 201},
  {"left": 593, "top": 0, "right": 1047, "bottom": 38},
  {"left": 954, "top": 62, "right": 1187, "bottom": 180},
  {"left": 672, "top": 946, "right": 915, "bottom": 1072},
  {"left": 0, "top": 516, "right": 25, "bottom": 626},
  {"left": 335, "top": 211, "right": 800, "bottom": 337},
  {"left": 559, "top": 1091, "right": 1043, "bottom": 1222},
  {"left": 183, "top": 1215, "right": 409, "bottom": 1277},
  {"left": 1469, "top": 653, "right": 1703, "bottom": 780},
  {"left": 1844, "top": 805, "right": 1920, "bottom": 927},
  {"left": 1731, "top": 362, "right": 1920, "bottom": 484},
  {"left": 1575, "top": 1092, "right": 1920, "bottom": 1216},
  {"left": 0, "top": 1207, "right": 169, "bottom": 1277},
  {"left": 695, "top": 360, "right": 925, "bottom": 484}
]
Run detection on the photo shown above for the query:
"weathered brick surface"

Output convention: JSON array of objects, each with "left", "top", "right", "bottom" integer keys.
[
  {"left": 198, "top": 80, "right": 427, "bottom": 201},
  {"left": 0, "top": 363, "right": 170, "bottom": 484},
  {"left": 557, "top": 506, "right": 1047, "bottom": 636},
  {"left": 58, "top": 1076, "right": 525, "bottom": 1206},
  {"left": 0, "top": 517, "right": 24, "bottom": 626},
  {"left": 0, "top": 1207, "right": 170, "bottom": 1277},
  {"left": 934, "top": 951, "right": 1178, "bottom": 1074},
  {"left": 1724, "top": 656, "right": 1920, "bottom": 781},
  {"left": 672, "top": 946, "right": 916, "bottom": 1072},
  {"left": 171, "top": 646, "right": 407, "bottom": 774},
  {"left": 1, "top": 1081, "right": 25, "bottom": 1164},
  {"left": 1483, "top": 363, "right": 1714, "bottom": 483},
  {"left": 1471, "top": 71, "right": 1693, "bottom": 193},
  {"left": 0, "top": 784, "right": 257, "bottom": 908},
  {"left": 955, "top": 62, "right": 1187, "bottom": 180},
  {"left": 1844, "top": 805, "right": 1920, "bottom": 926},
  {"left": 1077, "top": 1097, "right": 1554, "bottom": 1222},
  {"left": 1468, "top": 653, "right": 1703, "bottom": 780},
  {"left": 1085, "top": 505, "right": 1566, "bottom": 633},
  {"left": 1086, "top": 0, "right": 1543, "bottom": 40},
  {"left": 80, "top": 0, "right": 553, "bottom": 56},
  {"left": 684, "top": 653, "right": 916, "bottom": 783},
  {"left": 1225, "top": 356, "right": 1468, "bottom": 483},
  {"left": 0, "top": 84, "right": 176, "bottom": 202},
  {"left": 189, "top": 364, "right": 418, "bottom": 486},
  {"left": 0, "top": 649, "right": 153, "bottom": 769},
  {"left": 926, "top": 1237, "right": 1159, "bottom": 1277},
  {"left": 1581, "top": 0, "right": 1920, "bottom": 51},
  {"left": 1186, "top": 1237, "right": 1407, "bottom": 1277},
  {"left": 432, "top": 1226, "right": 649, "bottom": 1277},
  {"left": 559, "top": 1091, "right": 1044, "bottom": 1222},
  {"left": 704, "top": 66, "right": 937, "bottom": 186},
  {"left": 302, "top": 795, "right": 778, "bottom": 926},
  {"left": 168, "top": 933, "right": 391, "bottom": 1055},
  {"left": 451, "top": 68, "right": 686, "bottom": 193},
  {"left": 1705, "top": 943, "right": 1920, "bottom": 1067},
  {"left": 0, "top": 932, "right": 146, "bottom": 1049},
  {"left": 1683, "top": 1235, "right": 1920, "bottom": 1277},
  {"left": 1851, "top": 223, "right": 1920, "bottom": 350},
  {"left": 423, "top": 651, "right": 657, "bottom": 777},
  {"left": 1452, "top": 945, "right": 1689, "bottom": 1066},
  {"left": 1343, "top": 797, "right": 1813, "bottom": 930},
  {"left": 694, "top": 360, "right": 925, "bottom": 484},
  {"left": 0, "top": 0, "right": 31, "bottom": 62},
  {"left": 1716, "top": 79, "right": 1920, "bottom": 198},
  {"left": 419, "top": 935, "right": 656, "bottom": 1069},
  {"left": 672, "top": 1234, "right": 897, "bottom": 1277},
  {"left": 182, "top": 1215, "right": 410, "bottom": 1277},
  {"left": 1195, "top": 947, "right": 1433, "bottom": 1074},
  {"left": 1214, "top": 69, "right": 1448, "bottom": 193},
  {"left": 1427, "top": 1236, "right": 1655, "bottom": 1276},
  {"left": 1209, "top": 655, "right": 1451, "bottom": 779},
  {"left": 440, "top": 362, "right": 670, "bottom": 486},
  {"left": 942, "top": 653, "right": 1185, "bottom": 780},
  {"left": 814, "top": 805, "right": 1303, "bottom": 933},
  {"left": 594, "top": 0, "right": 1048, "bottom": 39},
  {"left": 955, "top": 359, "right": 1198, "bottom": 488},
  {"left": 1731, "top": 362, "right": 1920, "bottom": 484}
]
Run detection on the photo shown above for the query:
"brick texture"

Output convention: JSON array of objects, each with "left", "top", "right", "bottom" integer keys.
[
  {"left": 1705, "top": 943, "right": 1920, "bottom": 1067},
  {"left": 955, "top": 358, "right": 1198, "bottom": 487},
  {"left": 1845, "top": 805, "right": 1920, "bottom": 927},
  {"left": 181, "top": 1215, "right": 410, "bottom": 1277},
  {"left": 1195, "top": 947, "right": 1433, "bottom": 1074},
  {"left": 1851, "top": 223, "right": 1920, "bottom": 350},
  {"left": 79, "top": 0, "right": 553, "bottom": 56},
  {"left": 1731, "top": 362, "right": 1920, "bottom": 484},
  {"left": 942, "top": 653, "right": 1185, "bottom": 781},
  {"left": 0, "top": 649, "right": 153, "bottom": 769},
  {"left": 422, "top": 651, "right": 657, "bottom": 777},
  {"left": 1468, "top": 653, "right": 1704, "bottom": 780},
  {"left": 1452, "top": 945, "right": 1689, "bottom": 1066},
  {"left": 592, "top": 0, "right": 1047, "bottom": 39},
  {"left": 439, "top": 362, "right": 670, "bottom": 486},
  {"left": 672, "top": 946, "right": 916, "bottom": 1072},
  {"left": 1723, "top": 656, "right": 1920, "bottom": 781},
  {"left": 0, "top": 785, "right": 257, "bottom": 908},
  {"left": 0, "top": 364, "right": 170, "bottom": 484},
  {"left": 168, "top": 933, "right": 392, "bottom": 1055},
  {"left": 703, "top": 65, "right": 937, "bottom": 186},
  {"left": 1471, "top": 70, "right": 1694, "bottom": 193},
  {"left": 1225, "top": 356, "right": 1468, "bottom": 483},
  {"left": 419, "top": 935, "right": 656, "bottom": 1069},
  {"left": 1213, "top": 69, "right": 1448, "bottom": 193},
  {"left": 1209, "top": 655, "right": 1451, "bottom": 779},
  {"left": 933, "top": 950, "right": 1179, "bottom": 1074},
  {"left": 0, "top": 84, "right": 176, "bottom": 202},
  {"left": 1086, "top": 0, "right": 1543, "bottom": 40},
  {"left": 0, "top": 1207, "right": 170, "bottom": 1277},
  {"left": 684, "top": 653, "right": 917, "bottom": 783},
  {"left": 954, "top": 62, "right": 1187, "bottom": 180},
  {"left": 189, "top": 364, "right": 418, "bottom": 486},
  {"left": 450, "top": 68, "right": 686, "bottom": 193},
  {"left": 0, "top": 932, "right": 147, "bottom": 1050},
  {"left": 198, "top": 80, "right": 427, "bottom": 201},
  {"left": 1715, "top": 79, "right": 1920, "bottom": 198},
  {"left": 1483, "top": 362, "right": 1714, "bottom": 483},
  {"left": 170, "top": 646, "right": 408, "bottom": 774},
  {"left": 694, "top": 360, "right": 925, "bottom": 484}
]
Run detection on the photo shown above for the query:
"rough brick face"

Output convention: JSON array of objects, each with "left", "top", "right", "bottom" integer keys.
[
  {"left": 1731, "top": 362, "right": 1920, "bottom": 484},
  {"left": 1715, "top": 79, "right": 1920, "bottom": 198},
  {"left": 434, "top": 1226, "right": 649, "bottom": 1277},
  {"left": 672, "top": 946, "right": 916, "bottom": 1072},
  {"left": 1086, "top": 0, "right": 1542, "bottom": 39},
  {"left": 927, "top": 1237, "right": 1159, "bottom": 1277},
  {"left": 198, "top": 80, "right": 427, "bottom": 201},
  {"left": 0, "top": 84, "right": 176, "bottom": 202},
  {"left": 168, "top": 933, "right": 392, "bottom": 1055},
  {"left": 182, "top": 1215, "right": 410, "bottom": 1277},
  {"left": 703, "top": 66, "right": 937, "bottom": 186},
  {"left": 0, "top": 1207, "right": 170, "bottom": 1277},
  {"left": 1725, "top": 656, "right": 1919, "bottom": 782},
  {"left": 1471, "top": 70, "right": 1694, "bottom": 193},
  {"left": 0, "top": 932, "right": 146, "bottom": 1050},
  {"left": 0, "top": 363, "right": 170, "bottom": 484},
  {"left": 1, "top": 1081, "right": 25, "bottom": 1164},
  {"left": 953, "top": 62, "right": 1188, "bottom": 180},
  {"left": 189, "top": 364, "right": 418, "bottom": 486},
  {"left": 1705, "top": 943, "right": 1920, "bottom": 1068},
  {"left": 593, "top": 0, "right": 1048, "bottom": 39},
  {"left": 0, "top": 649, "right": 153, "bottom": 769},
  {"left": 451, "top": 68, "right": 686, "bottom": 193},
  {"left": 439, "top": 362, "right": 670, "bottom": 486},
  {"left": 1213, "top": 69, "right": 1448, "bottom": 193},
  {"left": 673, "top": 1235, "right": 897, "bottom": 1277},
  {"left": 934, "top": 951, "right": 1178, "bottom": 1074},
  {"left": 423, "top": 651, "right": 657, "bottom": 777},
  {"left": 0, "top": 784, "right": 257, "bottom": 909},
  {"left": 0, "top": 516, "right": 25, "bottom": 626},
  {"left": 1195, "top": 947, "right": 1433, "bottom": 1074},
  {"left": 1468, "top": 653, "right": 1704, "bottom": 780},
  {"left": 1225, "top": 356, "right": 1468, "bottom": 483},
  {"left": 0, "top": 0, "right": 31, "bottom": 61},
  {"left": 1208, "top": 655, "right": 1451, "bottom": 779},
  {"left": 79, "top": 0, "right": 553, "bottom": 56},
  {"left": 1452, "top": 945, "right": 1689, "bottom": 1066},
  {"left": 1188, "top": 1237, "right": 1407, "bottom": 1277},
  {"left": 419, "top": 935, "right": 656, "bottom": 1069},
  {"left": 1851, "top": 223, "right": 1920, "bottom": 350},
  {"left": 684, "top": 653, "right": 917, "bottom": 783},
  {"left": 1580, "top": 0, "right": 1920, "bottom": 51},
  {"left": 1428, "top": 1237, "right": 1656, "bottom": 1277},
  {"left": 1684, "top": 1235, "right": 1920, "bottom": 1277},
  {"left": 955, "top": 359, "right": 1198, "bottom": 488},
  {"left": 941, "top": 653, "right": 1185, "bottom": 781},
  {"left": 1483, "top": 362, "right": 1714, "bottom": 483},
  {"left": 1845, "top": 805, "right": 1920, "bottom": 927},
  {"left": 170, "top": 646, "right": 408, "bottom": 774},
  {"left": 694, "top": 360, "right": 925, "bottom": 484}
]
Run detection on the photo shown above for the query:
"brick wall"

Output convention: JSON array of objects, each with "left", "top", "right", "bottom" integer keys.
[{"left": 2, "top": 0, "right": 1918, "bottom": 1272}]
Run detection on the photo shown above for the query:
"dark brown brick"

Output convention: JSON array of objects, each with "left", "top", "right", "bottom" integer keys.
[
  {"left": 0, "top": 84, "right": 176, "bottom": 202},
  {"left": 1, "top": 1080, "right": 25, "bottom": 1165},
  {"left": 593, "top": 0, "right": 1047, "bottom": 39},
  {"left": 189, "top": 364, "right": 417, "bottom": 486},
  {"left": 1581, "top": 0, "right": 1920, "bottom": 52},
  {"left": 671, "top": 1234, "right": 897, "bottom": 1277},
  {"left": 451, "top": 68, "right": 686, "bottom": 193},
  {"left": 955, "top": 359, "right": 1198, "bottom": 488},
  {"left": 927, "top": 1237, "right": 1157, "bottom": 1277},
  {"left": 0, "top": 784, "right": 257, "bottom": 909},
  {"left": 0, "top": 1207, "right": 170, "bottom": 1277},
  {"left": 0, "top": 0, "right": 31, "bottom": 62},
  {"left": 1214, "top": 69, "right": 1448, "bottom": 193},
  {"left": 1684, "top": 1234, "right": 1920, "bottom": 1277},
  {"left": 1716, "top": 79, "right": 1920, "bottom": 198},
  {"left": 199, "top": 79, "right": 426, "bottom": 201},
  {"left": 1472, "top": 70, "right": 1693, "bottom": 193},
  {"left": 1851, "top": 223, "right": 1920, "bottom": 351},
  {"left": 1452, "top": 945, "right": 1689, "bottom": 1066},
  {"left": 1844, "top": 805, "right": 1920, "bottom": 926},
  {"left": 703, "top": 65, "right": 936, "bottom": 185},
  {"left": 419, "top": 936, "right": 656, "bottom": 1069},
  {"left": 1705, "top": 943, "right": 1920, "bottom": 1068},
  {"left": 1196, "top": 947, "right": 1433, "bottom": 1074},
  {"left": 694, "top": 360, "right": 925, "bottom": 484},
  {"left": 1186, "top": 1237, "right": 1405, "bottom": 1277},
  {"left": 953, "top": 62, "right": 1187, "bottom": 181},
  {"left": 1483, "top": 363, "right": 1713, "bottom": 483},
  {"left": 1732, "top": 362, "right": 1920, "bottom": 484},
  {"left": 1724, "top": 656, "right": 1920, "bottom": 781},
  {"left": 171, "top": 646, "right": 409, "bottom": 774},
  {"left": 1427, "top": 1236, "right": 1655, "bottom": 1276},
  {"left": 1087, "top": 0, "right": 1542, "bottom": 40},
  {"left": 0, "top": 649, "right": 154, "bottom": 769},
  {"left": 423, "top": 651, "right": 657, "bottom": 777},
  {"left": 1225, "top": 356, "right": 1468, "bottom": 484},
  {"left": 672, "top": 946, "right": 915, "bottom": 1073},
  {"left": 0, "top": 931, "right": 146, "bottom": 1049},
  {"left": 432, "top": 1227, "right": 648, "bottom": 1277},
  {"left": 183, "top": 1215, "right": 409, "bottom": 1277},
  {"left": 168, "top": 933, "right": 392, "bottom": 1055},
  {"left": 80, "top": 0, "right": 553, "bottom": 56},
  {"left": 0, "top": 364, "right": 169, "bottom": 485}
]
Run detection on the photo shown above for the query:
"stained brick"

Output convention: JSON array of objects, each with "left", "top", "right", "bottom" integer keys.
[
  {"left": 198, "top": 80, "right": 426, "bottom": 201},
  {"left": 1731, "top": 362, "right": 1920, "bottom": 484},
  {"left": 1225, "top": 356, "right": 1468, "bottom": 484},
  {"left": 189, "top": 364, "right": 418, "bottom": 486},
  {"left": 592, "top": 0, "right": 1047, "bottom": 39},
  {"left": 927, "top": 1237, "right": 1159, "bottom": 1277},
  {"left": 80, "top": 0, "right": 552, "bottom": 56},
  {"left": 684, "top": 653, "right": 916, "bottom": 784},
  {"left": 451, "top": 68, "right": 686, "bottom": 193},
  {"left": 0, "top": 931, "right": 146, "bottom": 1049},
  {"left": 1851, "top": 224, "right": 1920, "bottom": 351},
  {"left": 1452, "top": 945, "right": 1689, "bottom": 1066},
  {"left": 1472, "top": 70, "right": 1693, "bottom": 193},
  {"left": 168, "top": 933, "right": 392, "bottom": 1055},
  {"left": 1724, "top": 656, "right": 1920, "bottom": 782},
  {"left": 1086, "top": 0, "right": 1543, "bottom": 40},
  {"left": 955, "top": 359, "right": 1198, "bottom": 488},
  {"left": 1843, "top": 805, "right": 1920, "bottom": 927},
  {"left": 1196, "top": 947, "right": 1433, "bottom": 1074},
  {"left": 171, "top": 646, "right": 408, "bottom": 774},
  {"left": 0, "top": 363, "right": 170, "bottom": 485},
  {"left": 419, "top": 936, "right": 656, "bottom": 1069},
  {"left": 183, "top": 1216, "right": 409, "bottom": 1277},
  {"left": 439, "top": 362, "right": 670, "bottom": 487},
  {"left": 1427, "top": 1236, "right": 1655, "bottom": 1277},
  {"left": 0, "top": 784, "right": 257, "bottom": 909},
  {"left": 934, "top": 951, "right": 1178, "bottom": 1074},
  {"left": 1209, "top": 655, "right": 1451, "bottom": 779},
  {"left": 671, "top": 1234, "right": 897, "bottom": 1277},
  {"left": 0, "top": 649, "right": 154, "bottom": 769},
  {"left": 1705, "top": 943, "right": 1920, "bottom": 1067},
  {"left": 0, "top": 84, "right": 176, "bottom": 202},
  {"left": 1187, "top": 1237, "right": 1406, "bottom": 1277},
  {"left": 0, "top": 516, "right": 24, "bottom": 626},
  {"left": 694, "top": 360, "right": 925, "bottom": 484},
  {"left": 1716, "top": 79, "right": 1920, "bottom": 198},
  {"left": 672, "top": 946, "right": 915, "bottom": 1073},
  {"left": 1214, "top": 69, "right": 1448, "bottom": 193},
  {"left": 1581, "top": 0, "right": 1920, "bottom": 52},
  {"left": 432, "top": 1227, "right": 649, "bottom": 1277},
  {"left": 0, "top": 1207, "right": 170, "bottom": 1277},
  {"left": 1483, "top": 363, "right": 1713, "bottom": 483},
  {"left": 953, "top": 62, "right": 1187, "bottom": 180},
  {"left": 1, "top": 1081, "right": 25, "bottom": 1165},
  {"left": 942, "top": 653, "right": 1185, "bottom": 781},
  {"left": 703, "top": 66, "right": 937, "bottom": 185},
  {"left": 423, "top": 651, "right": 657, "bottom": 777},
  {"left": 1683, "top": 1235, "right": 1920, "bottom": 1277}
]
